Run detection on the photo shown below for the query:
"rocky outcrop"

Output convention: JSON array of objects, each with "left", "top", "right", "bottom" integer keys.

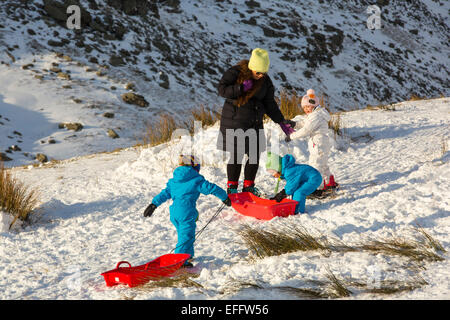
[
  {"left": 43, "top": 0, "right": 92, "bottom": 27},
  {"left": 58, "top": 122, "right": 83, "bottom": 131},
  {"left": 107, "top": 129, "right": 120, "bottom": 139},
  {"left": 121, "top": 93, "right": 149, "bottom": 108},
  {"left": 106, "top": 0, "right": 160, "bottom": 17},
  {"left": 1, "top": 0, "right": 448, "bottom": 110},
  {"left": 36, "top": 153, "right": 48, "bottom": 163},
  {"left": 0, "top": 153, "right": 12, "bottom": 162}
]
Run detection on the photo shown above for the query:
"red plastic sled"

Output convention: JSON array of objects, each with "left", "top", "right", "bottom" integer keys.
[
  {"left": 100, "top": 253, "right": 191, "bottom": 288},
  {"left": 229, "top": 192, "right": 299, "bottom": 220}
]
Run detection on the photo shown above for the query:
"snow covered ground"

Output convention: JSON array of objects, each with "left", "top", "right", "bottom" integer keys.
[
  {"left": 1, "top": 96, "right": 449, "bottom": 300},
  {"left": 0, "top": 57, "right": 155, "bottom": 167}
]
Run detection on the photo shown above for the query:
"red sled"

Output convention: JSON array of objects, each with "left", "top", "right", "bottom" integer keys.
[
  {"left": 229, "top": 192, "right": 299, "bottom": 220},
  {"left": 100, "top": 253, "right": 190, "bottom": 288}
]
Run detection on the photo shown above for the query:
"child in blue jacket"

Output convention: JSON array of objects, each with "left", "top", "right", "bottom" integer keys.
[
  {"left": 143, "top": 155, "right": 231, "bottom": 267},
  {"left": 266, "top": 152, "right": 322, "bottom": 214}
]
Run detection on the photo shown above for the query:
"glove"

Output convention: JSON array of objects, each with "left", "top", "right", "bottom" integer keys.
[
  {"left": 242, "top": 79, "right": 254, "bottom": 92},
  {"left": 223, "top": 196, "right": 232, "bottom": 207},
  {"left": 270, "top": 189, "right": 287, "bottom": 203},
  {"left": 284, "top": 119, "right": 296, "bottom": 128},
  {"left": 280, "top": 122, "right": 295, "bottom": 136},
  {"left": 143, "top": 203, "right": 157, "bottom": 218}
]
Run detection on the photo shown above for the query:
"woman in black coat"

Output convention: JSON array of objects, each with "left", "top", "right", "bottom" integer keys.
[{"left": 217, "top": 48, "right": 295, "bottom": 195}]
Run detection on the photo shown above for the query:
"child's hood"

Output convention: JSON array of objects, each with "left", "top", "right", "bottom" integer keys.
[
  {"left": 281, "top": 154, "right": 296, "bottom": 174},
  {"left": 172, "top": 166, "right": 200, "bottom": 182},
  {"left": 312, "top": 106, "right": 331, "bottom": 122}
]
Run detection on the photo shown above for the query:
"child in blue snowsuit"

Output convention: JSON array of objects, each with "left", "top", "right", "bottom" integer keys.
[
  {"left": 266, "top": 152, "right": 322, "bottom": 214},
  {"left": 143, "top": 155, "right": 230, "bottom": 266}
]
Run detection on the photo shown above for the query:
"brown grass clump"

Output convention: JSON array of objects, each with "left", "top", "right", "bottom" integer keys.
[
  {"left": 276, "top": 89, "right": 305, "bottom": 120},
  {"left": 239, "top": 224, "right": 330, "bottom": 259},
  {"left": 189, "top": 104, "right": 221, "bottom": 129},
  {"left": 0, "top": 162, "right": 40, "bottom": 229},
  {"left": 223, "top": 270, "right": 352, "bottom": 299},
  {"left": 119, "top": 273, "right": 202, "bottom": 299},
  {"left": 142, "top": 114, "right": 179, "bottom": 147},
  {"left": 364, "top": 102, "right": 396, "bottom": 111},
  {"left": 222, "top": 270, "right": 429, "bottom": 299},
  {"left": 364, "top": 277, "right": 429, "bottom": 295},
  {"left": 328, "top": 113, "right": 343, "bottom": 138},
  {"left": 239, "top": 223, "right": 445, "bottom": 263},
  {"left": 324, "top": 267, "right": 352, "bottom": 298},
  {"left": 237, "top": 224, "right": 443, "bottom": 298},
  {"left": 409, "top": 94, "right": 424, "bottom": 101},
  {"left": 138, "top": 272, "right": 202, "bottom": 290},
  {"left": 358, "top": 233, "right": 445, "bottom": 263},
  {"left": 141, "top": 105, "right": 221, "bottom": 147}
]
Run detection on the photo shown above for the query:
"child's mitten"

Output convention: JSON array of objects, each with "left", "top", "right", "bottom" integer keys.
[
  {"left": 223, "top": 196, "right": 232, "bottom": 207},
  {"left": 143, "top": 203, "right": 157, "bottom": 217},
  {"left": 270, "top": 189, "right": 287, "bottom": 203}
]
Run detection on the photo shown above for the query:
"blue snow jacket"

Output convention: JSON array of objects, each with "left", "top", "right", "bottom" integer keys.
[
  {"left": 280, "top": 154, "right": 322, "bottom": 213},
  {"left": 151, "top": 166, "right": 228, "bottom": 257}
]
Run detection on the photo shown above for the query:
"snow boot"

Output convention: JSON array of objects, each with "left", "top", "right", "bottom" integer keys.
[
  {"left": 242, "top": 180, "right": 262, "bottom": 197},
  {"left": 227, "top": 181, "right": 239, "bottom": 194},
  {"left": 324, "top": 175, "right": 338, "bottom": 190},
  {"left": 309, "top": 189, "right": 324, "bottom": 198},
  {"left": 182, "top": 260, "right": 194, "bottom": 268}
]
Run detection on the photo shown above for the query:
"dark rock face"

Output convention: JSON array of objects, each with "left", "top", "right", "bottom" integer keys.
[
  {"left": 106, "top": 0, "right": 159, "bottom": 17},
  {"left": 0, "top": 153, "right": 13, "bottom": 162},
  {"left": 121, "top": 93, "right": 149, "bottom": 108},
  {"left": 1, "top": 0, "right": 448, "bottom": 110},
  {"left": 59, "top": 122, "right": 83, "bottom": 131},
  {"left": 36, "top": 153, "right": 49, "bottom": 163},
  {"left": 43, "top": 0, "right": 92, "bottom": 27}
]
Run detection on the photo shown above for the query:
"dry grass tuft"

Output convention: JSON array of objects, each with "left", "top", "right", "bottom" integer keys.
[
  {"left": 141, "top": 105, "right": 221, "bottom": 147},
  {"left": 275, "top": 285, "right": 328, "bottom": 299},
  {"left": 324, "top": 267, "right": 352, "bottom": 298},
  {"left": 439, "top": 136, "right": 448, "bottom": 164},
  {"left": 347, "top": 275, "right": 429, "bottom": 295},
  {"left": 276, "top": 89, "right": 305, "bottom": 120},
  {"left": 224, "top": 272, "right": 351, "bottom": 299},
  {"left": 365, "top": 104, "right": 396, "bottom": 111},
  {"left": 142, "top": 114, "right": 178, "bottom": 147},
  {"left": 358, "top": 236, "right": 444, "bottom": 263},
  {"left": 328, "top": 113, "right": 343, "bottom": 138},
  {"left": 409, "top": 94, "right": 424, "bottom": 101},
  {"left": 414, "top": 224, "right": 446, "bottom": 253},
  {"left": 364, "top": 277, "right": 428, "bottom": 295},
  {"left": 239, "top": 224, "right": 329, "bottom": 259},
  {"left": 239, "top": 223, "right": 445, "bottom": 264},
  {"left": 0, "top": 162, "right": 40, "bottom": 229},
  {"left": 189, "top": 104, "right": 221, "bottom": 129},
  {"left": 137, "top": 272, "right": 202, "bottom": 291}
]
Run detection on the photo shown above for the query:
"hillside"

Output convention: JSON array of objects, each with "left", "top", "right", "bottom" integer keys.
[
  {"left": 1, "top": 0, "right": 449, "bottom": 166},
  {"left": 1, "top": 97, "right": 449, "bottom": 300}
]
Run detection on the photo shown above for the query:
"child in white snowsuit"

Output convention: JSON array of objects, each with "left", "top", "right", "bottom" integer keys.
[{"left": 290, "top": 89, "right": 337, "bottom": 190}]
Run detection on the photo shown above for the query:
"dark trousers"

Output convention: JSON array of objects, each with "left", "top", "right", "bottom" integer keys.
[
  {"left": 227, "top": 150, "right": 261, "bottom": 182},
  {"left": 219, "top": 128, "right": 264, "bottom": 184}
]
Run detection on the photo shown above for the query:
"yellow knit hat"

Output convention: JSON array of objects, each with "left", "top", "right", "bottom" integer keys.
[{"left": 248, "top": 48, "right": 270, "bottom": 73}]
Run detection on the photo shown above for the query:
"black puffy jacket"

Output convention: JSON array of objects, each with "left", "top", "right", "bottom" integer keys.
[{"left": 217, "top": 65, "right": 285, "bottom": 152}]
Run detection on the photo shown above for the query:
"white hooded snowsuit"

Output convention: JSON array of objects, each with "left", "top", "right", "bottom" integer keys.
[{"left": 290, "top": 105, "right": 331, "bottom": 188}]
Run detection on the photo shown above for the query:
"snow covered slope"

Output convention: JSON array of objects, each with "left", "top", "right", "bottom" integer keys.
[
  {"left": 1, "top": 97, "right": 449, "bottom": 300},
  {"left": 1, "top": 0, "right": 449, "bottom": 113},
  {"left": 1, "top": 0, "right": 449, "bottom": 167}
]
